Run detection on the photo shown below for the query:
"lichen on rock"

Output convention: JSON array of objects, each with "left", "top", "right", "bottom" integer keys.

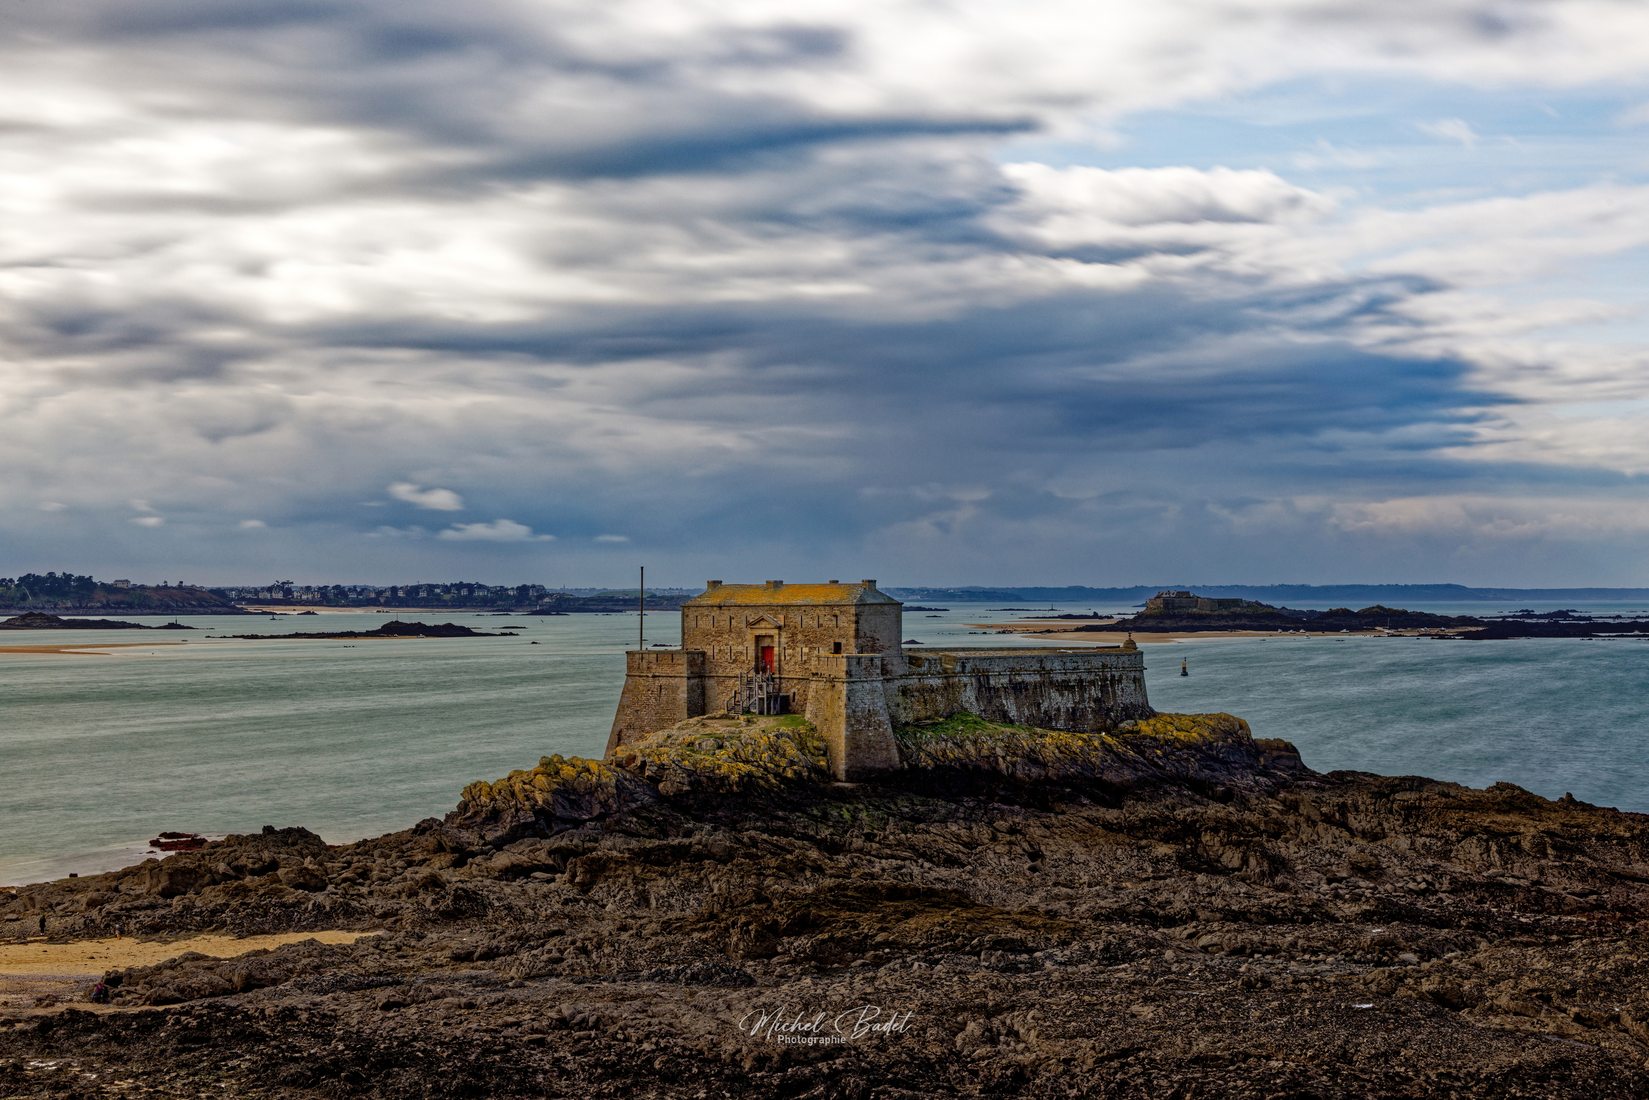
[
  {"left": 612, "top": 714, "right": 830, "bottom": 796},
  {"left": 455, "top": 754, "right": 656, "bottom": 836},
  {"left": 450, "top": 715, "right": 832, "bottom": 838}
]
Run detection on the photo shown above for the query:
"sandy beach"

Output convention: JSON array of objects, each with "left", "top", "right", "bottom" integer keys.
[{"left": 0, "top": 930, "right": 376, "bottom": 1013}]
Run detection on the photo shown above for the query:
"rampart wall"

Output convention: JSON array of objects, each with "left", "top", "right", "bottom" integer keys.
[
  {"left": 605, "top": 650, "right": 706, "bottom": 756},
  {"left": 891, "top": 649, "right": 1150, "bottom": 731}
]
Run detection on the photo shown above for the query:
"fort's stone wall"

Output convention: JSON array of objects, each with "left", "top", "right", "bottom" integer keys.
[
  {"left": 681, "top": 600, "right": 891, "bottom": 715},
  {"left": 803, "top": 654, "right": 902, "bottom": 781},
  {"left": 669, "top": 582, "right": 901, "bottom": 719},
  {"left": 605, "top": 650, "right": 706, "bottom": 756}
]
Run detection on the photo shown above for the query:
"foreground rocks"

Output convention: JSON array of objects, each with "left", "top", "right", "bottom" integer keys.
[{"left": 4, "top": 715, "right": 1649, "bottom": 1097}]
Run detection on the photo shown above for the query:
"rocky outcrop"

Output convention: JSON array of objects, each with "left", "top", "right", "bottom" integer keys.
[
  {"left": 893, "top": 712, "right": 1305, "bottom": 797},
  {"left": 452, "top": 714, "right": 1285, "bottom": 843},
  {"left": 453, "top": 716, "right": 832, "bottom": 842},
  {"left": 452, "top": 755, "right": 660, "bottom": 842}
]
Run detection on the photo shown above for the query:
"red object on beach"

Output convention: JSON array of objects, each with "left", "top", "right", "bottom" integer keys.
[{"left": 150, "top": 831, "right": 208, "bottom": 852}]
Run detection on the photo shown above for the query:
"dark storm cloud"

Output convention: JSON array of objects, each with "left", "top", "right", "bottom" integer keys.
[
  {"left": 303, "top": 270, "right": 1500, "bottom": 482},
  {"left": 458, "top": 112, "right": 1037, "bottom": 183}
]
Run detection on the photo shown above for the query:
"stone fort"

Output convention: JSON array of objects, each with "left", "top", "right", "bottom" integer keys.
[{"left": 606, "top": 579, "right": 1153, "bottom": 780}]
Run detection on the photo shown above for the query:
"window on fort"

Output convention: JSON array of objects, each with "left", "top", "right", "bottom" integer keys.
[{"left": 833, "top": 641, "right": 843, "bottom": 654}]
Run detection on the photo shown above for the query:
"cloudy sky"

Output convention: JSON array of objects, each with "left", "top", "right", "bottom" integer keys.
[{"left": 3, "top": 1, "right": 1648, "bottom": 587}]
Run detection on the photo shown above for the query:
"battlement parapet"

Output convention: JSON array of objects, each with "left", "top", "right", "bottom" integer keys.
[
  {"left": 624, "top": 649, "right": 706, "bottom": 675},
  {"left": 900, "top": 647, "right": 1141, "bottom": 674}
]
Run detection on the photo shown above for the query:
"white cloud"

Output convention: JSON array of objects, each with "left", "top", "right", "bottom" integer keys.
[
  {"left": 437, "top": 519, "right": 554, "bottom": 543},
  {"left": 997, "top": 164, "right": 1332, "bottom": 254},
  {"left": 129, "top": 515, "right": 165, "bottom": 528},
  {"left": 37, "top": 501, "right": 66, "bottom": 512},
  {"left": 369, "top": 525, "right": 427, "bottom": 540},
  {"left": 237, "top": 519, "right": 268, "bottom": 529},
  {"left": 1615, "top": 102, "right": 1649, "bottom": 128},
  {"left": 1415, "top": 117, "right": 1480, "bottom": 148},
  {"left": 1289, "top": 140, "right": 1384, "bottom": 172},
  {"left": 594, "top": 534, "right": 630, "bottom": 543},
  {"left": 388, "top": 482, "right": 465, "bottom": 512}
]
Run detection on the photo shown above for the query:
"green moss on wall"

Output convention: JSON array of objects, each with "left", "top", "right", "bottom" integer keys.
[{"left": 893, "top": 711, "right": 1256, "bottom": 780}]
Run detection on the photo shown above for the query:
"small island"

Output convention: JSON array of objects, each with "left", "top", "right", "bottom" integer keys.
[
  {"left": 0, "top": 612, "right": 193, "bottom": 631},
  {"left": 999, "top": 590, "right": 1649, "bottom": 641},
  {"left": 224, "top": 620, "right": 511, "bottom": 640}
]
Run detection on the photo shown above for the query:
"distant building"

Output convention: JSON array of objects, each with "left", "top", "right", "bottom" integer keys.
[
  {"left": 608, "top": 578, "right": 1152, "bottom": 780},
  {"left": 1144, "top": 590, "right": 1248, "bottom": 615}
]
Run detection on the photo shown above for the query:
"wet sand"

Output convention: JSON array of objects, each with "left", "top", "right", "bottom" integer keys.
[
  {"left": 0, "top": 930, "right": 376, "bottom": 976},
  {"left": 0, "top": 642, "right": 189, "bottom": 657}
]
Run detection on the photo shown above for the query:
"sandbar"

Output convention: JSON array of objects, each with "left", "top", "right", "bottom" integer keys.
[{"left": 0, "top": 642, "right": 188, "bottom": 657}]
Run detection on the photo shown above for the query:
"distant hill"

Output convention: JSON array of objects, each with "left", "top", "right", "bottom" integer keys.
[{"left": 0, "top": 573, "right": 243, "bottom": 615}]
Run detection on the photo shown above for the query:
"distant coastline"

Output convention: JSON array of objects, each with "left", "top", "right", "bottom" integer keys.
[
  {"left": 891, "top": 582, "right": 1649, "bottom": 604},
  {"left": 12, "top": 571, "right": 1649, "bottom": 616}
]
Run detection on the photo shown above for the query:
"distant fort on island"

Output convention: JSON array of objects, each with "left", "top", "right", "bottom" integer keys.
[{"left": 606, "top": 579, "right": 1152, "bottom": 779}]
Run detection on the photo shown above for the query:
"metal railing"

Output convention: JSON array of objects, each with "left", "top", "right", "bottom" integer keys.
[{"left": 725, "top": 670, "right": 784, "bottom": 715}]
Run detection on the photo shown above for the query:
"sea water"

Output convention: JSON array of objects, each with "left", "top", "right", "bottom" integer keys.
[{"left": 1, "top": 602, "right": 1645, "bottom": 884}]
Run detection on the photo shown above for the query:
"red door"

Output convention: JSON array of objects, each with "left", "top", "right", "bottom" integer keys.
[{"left": 759, "top": 645, "right": 776, "bottom": 672}]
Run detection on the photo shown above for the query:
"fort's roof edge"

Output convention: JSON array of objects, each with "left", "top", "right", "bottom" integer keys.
[{"left": 682, "top": 579, "right": 900, "bottom": 607}]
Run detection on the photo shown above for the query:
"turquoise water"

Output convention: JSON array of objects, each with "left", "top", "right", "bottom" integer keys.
[
  {"left": 1149, "top": 634, "right": 1649, "bottom": 806},
  {"left": 0, "top": 612, "right": 653, "bottom": 884},
  {"left": 2, "top": 602, "right": 1645, "bottom": 883}
]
